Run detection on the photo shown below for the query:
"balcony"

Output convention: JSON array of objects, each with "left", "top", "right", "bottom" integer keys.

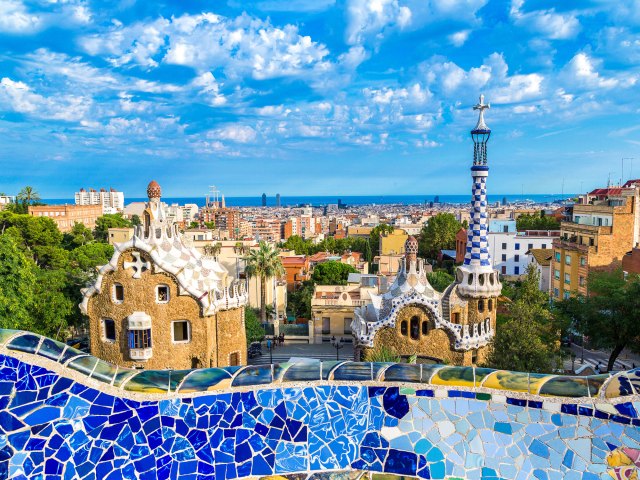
[
  {"left": 312, "top": 298, "right": 367, "bottom": 307},
  {"left": 552, "top": 238, "right": 592, "bottom": 253},
  {"left": 560, "top": 221, "right": 613, "bottom": 236},
  {"left": 129, "top": 348, "right": 153, "bottom": 361}
]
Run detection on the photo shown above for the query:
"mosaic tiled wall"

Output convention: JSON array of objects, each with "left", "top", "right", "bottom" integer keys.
[{"left": 1, "top": 330, "right": 640, "bottom": 480}]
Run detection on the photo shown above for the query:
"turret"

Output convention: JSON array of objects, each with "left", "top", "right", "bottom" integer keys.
[{"left": 455, "top": 95, "right": 502, "bottom": 298}]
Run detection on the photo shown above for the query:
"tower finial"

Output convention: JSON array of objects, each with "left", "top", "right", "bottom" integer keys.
[{"left": 472, "top": 94, "right": 490, "bottom": 132}]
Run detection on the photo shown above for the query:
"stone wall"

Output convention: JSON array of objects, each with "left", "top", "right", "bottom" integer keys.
[
  {"left": 1, "top": 329, "right": 640, "bottom": 480},
  {"left": 87, "top": 249, "right": 245, "bottom": 370}
]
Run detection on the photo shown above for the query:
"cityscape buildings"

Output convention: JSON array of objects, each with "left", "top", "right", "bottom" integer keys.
[{"left": 28, "top": 204, "right": 103, "bottom": 232}]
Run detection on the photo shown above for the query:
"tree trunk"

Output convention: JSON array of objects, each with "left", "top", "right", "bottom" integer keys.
[
  {"left": 260, "top": 275, "right": 267, "bottom": 323},
  {"left": 607, "top": 343, "right": 625, "bottom": 372}
]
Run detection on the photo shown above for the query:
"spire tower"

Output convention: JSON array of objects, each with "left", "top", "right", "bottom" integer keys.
[{"left": 455, "top": 95, "right": 502, "bottom": 298}]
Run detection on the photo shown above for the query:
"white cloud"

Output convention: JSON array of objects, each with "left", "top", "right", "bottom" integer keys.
[
  {"left": 345, "top": 0, "right": 412, "bottom": 46},
  {"left": 191, "top": 72, "right": 226, "bottom": 106},
  {"left": 562, "top": 53, "right": 621, "bottom": 90},
  {"left": 210, "top": 124, "right": 257, "bottom": 143},
  {"left": 0, "top": 0, "right": 41, "bottom": 34},
  {"left": 448, "top": 30, "right": 470, "bottom": 47},
  {"left": 81, "top": 13, "right": 331, "bottom": 83},
  {"left": 0, "top": 77, "right": 90, "bottom": 121},
  {"left": 510, "top": 0, "right": 580, "bottom": 40}
]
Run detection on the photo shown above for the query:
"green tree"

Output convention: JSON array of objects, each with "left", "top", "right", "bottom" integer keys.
[
  {"left": 369, "top": 224, "right": 394, "bottom": 258},
  {"left": 188, "top": 221, "right": 200, "bottom": 229},
  {"left": 281, "top": 235, "right": 311, "bottom": 255},
  {"left": 130, "top": 214, "right": 141, "bottom": 226},
  {"left": 245, "top": 307, "right": 266, "bottom": 344},
  {"left": 579, "top": 269, "right": 640, "bottom": 371},
  {"left": 485, "top": 264, "right": 561, "bottom": 373},
  {"left": 363, "top": 239, "right": 372, "bottom": 263},
  {"left": 31, "top": 268, "right": 74, "bottom": 339},
  {"left": 418, "top": 213, "right": 461, "bottom": 260},
  {"left": 516, "top": 212, "right": 560, "bottom": 231},
  {"left": 63, "top": 222, "right": 94, "bottom": 249},
  {"left": 287, "top": 281, "right": 314, "bottom": 319},
  {"left": 15, "top": 186, "right": 41, "bottom": 213},
  {"left": 311, "top": 261, "right": 358, "bottom": 285},
  {"left": 427, "top": 270, "right": 454, "bottom": 292},
  {"left": 94, "top": 214, "right": 132, "bottom": 242},
  {"left": 245, "top": 242, "right": 285, "bottom": 322},
  {"left": 69, "top": 243, "right": 114, "bottom": 272},
  {"left": 0, "top": 235, "right": 36, "bottom": 331}
]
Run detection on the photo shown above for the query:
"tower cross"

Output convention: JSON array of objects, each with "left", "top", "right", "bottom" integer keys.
[{"left": 473, "top": 94, "right": 490, "bottom": 131}]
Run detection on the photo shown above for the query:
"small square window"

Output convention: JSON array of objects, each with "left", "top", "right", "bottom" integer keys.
[
  {"left": 515, "top": 243, "right": 520, "bottom": 250},
  {"left": 563, "top": 291, "right": 571, "bottom": 300},
  {"left": 528, "top": 243, "right": 533, "bottom": 250},
  {"left": 542, "top": 244, "right": 547, "bottom": 249},
  {"left": 554, "top": 288, "right": 559, "bottom": 298},
  {"left": 565, "top": 273, "right": 571, "bottom": 284},
  {"left": 157, "top": 285, "right": 170, "bottom": 303},
  {"left": 103, "top": 318, "right": 116, "bottom": 342},
  {"left": 501, "top": 243, "right": 507, "bottom": 250},
  {"left": 501, "top": 254, "right": 507, "bottom": 261},
  {"left": 514, "top": 266, "right": 520, "bottom": 275},
  {"left": 514, "top": 254, "right": 519, "bottom": 262},
  {"left": 579, "top": 276, "right": 585, "bottom": 287},
  {"left": 113, "top": 284, "right": 124, "bottom": 303},
  {"left": 172, "top": 321, "right": 190, "bottom": 343},
  {"left": 555, "top": 252, "right": 561, "bottom": 262},
  {"left": 554, "top": 269, "right": 560, "bottom": 279},
  {"left": 565, "top": 255, "right": 571, "bottom": 265},
  {"left": 452, "top": 312, "right": 460, "bottom": 324},
  {"left": 580, "top": 256, "right": 586, "bottom": 266}
]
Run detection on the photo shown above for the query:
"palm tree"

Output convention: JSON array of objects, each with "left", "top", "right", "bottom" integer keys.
[
  {"left": 245, "top": 241, "right": 285, "bottom": 322},
  {"left": 16, "top": 186, "right": 40, "bottom": 207}
]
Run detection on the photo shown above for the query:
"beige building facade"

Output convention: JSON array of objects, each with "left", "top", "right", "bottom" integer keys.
[
  {"left": 29, "top": 204, "right": 103, "bottom": 232},
  {"left": 107, "top": 227, "right": 134, "bottom": 245},
  {"left": 81, "top": 181, "right": 249, "bottom": 370}
]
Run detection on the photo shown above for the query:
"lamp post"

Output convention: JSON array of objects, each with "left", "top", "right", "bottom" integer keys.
[{"left": 331, "top": 335, "right": 344, "bottom": 361}]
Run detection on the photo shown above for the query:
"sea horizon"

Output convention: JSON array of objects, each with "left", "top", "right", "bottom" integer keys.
[{"left": 41, "top": 193, "right": 577, "bottom": 208}]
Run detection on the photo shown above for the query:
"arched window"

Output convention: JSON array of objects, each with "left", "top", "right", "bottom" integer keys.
[
  {"left": 422, "top": 321, "right": 429, "bottom": 335},
  {"left": 478, "top": 299, "right": 485, "bottom": 312},
  {"left": 401, "top": 320, "right": 408, "bottom": 336},
  {"left": 410, "top": 316, "right": 420, "bottom": 340}
]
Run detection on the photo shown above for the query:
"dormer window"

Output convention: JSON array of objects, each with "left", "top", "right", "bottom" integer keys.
[
  {"left": 113, "top": 284, "right": 124, "bottom": 303},
  {"left": 156, "top": 285, "right": 170, "bottom": 303}
]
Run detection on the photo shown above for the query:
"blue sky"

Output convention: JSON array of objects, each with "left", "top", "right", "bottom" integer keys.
[{"left": 0, "top": 0, "right": 639, "bottom": 197}]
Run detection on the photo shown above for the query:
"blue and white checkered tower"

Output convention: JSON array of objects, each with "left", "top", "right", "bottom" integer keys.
[{"left": 455, "top": 95, "right": 502, "bottom": 298}]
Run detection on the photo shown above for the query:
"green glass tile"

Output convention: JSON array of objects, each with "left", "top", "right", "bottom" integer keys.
[
  {"left": 37, "top": 338, "right": 67, "bottom": 362},
  {"left": 538, "top": 376, "right": 590, "bottom": 398},
  {"left": 400, "top": 387, "right": 416, "bottom": 395},
  {"left": 333, "top": 362, "right": 374, "bottom": 381},
  {"left": 112, "top": 368, "right": 138, "bottom": 388},
  {"left": 384, "top": 364, "right": 421, "bottom": 383},
  {"left": 282, "top": 362, "right": 321, "bottom": 382},
  {"left": 231, "top": 365, "right": 273, "bottom": 387},
  {"left": 0, "top": 329, "right": 20, "bottom": 347},
  {"left": 90, "top": 359, "right": 119, "bottom": 384},
  {"left": 476, "top": 393, "right": 491, "bottom": 401},
  {"left": 586, "top": 374, "right": 609, "bottom": 397},
  {"left": 68, "top": 356, "right": 98, "bottom": 376},
  {"left": 421, "top": 364, "right": 445, "bottom": 383},
  {"left": 178, "top": 368, "right": 233, "bottom": 392},
  {"left": 168, "top": 370, "right": 193, "bottom": 392},
  {"left": 432, "top": 367, "right": 475, "bottom": 387},
  {"left": 6, "top": 334, "right": 41, "bottom": 354},
  {"left": 321, "top": 361, "right": 343, "bottom": 380},
  {"left": 59, "top": 345, "right": 86, "bottom": 365},
  {"left": 124, "top": 370, "right": 170, "bottom": 393},
  {"left": 473, "top": 367, "right": 497, "bottom": 386}
]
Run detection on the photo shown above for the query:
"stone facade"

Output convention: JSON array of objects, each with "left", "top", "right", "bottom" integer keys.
[{"left": 81, "top": 181, "right": 248, "bottom": 370}]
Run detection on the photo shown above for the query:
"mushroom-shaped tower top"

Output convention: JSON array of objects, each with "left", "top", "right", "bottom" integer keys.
[
  {"left": 147, "top": 180, "right": 162, "bottom": 199},
  {"left": 405, "top": 235, "right": 419, "bottom": 263}
]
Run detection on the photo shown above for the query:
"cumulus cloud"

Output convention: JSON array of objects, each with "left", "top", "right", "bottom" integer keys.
[
  {"left": 0, "top": 0, "right": 41, "bottom": 34},
  {"left": 0, "top": 77, "right": 91, "bottom": 121},
  {"left": 210, "top": 125, "right": 258, "bottom": 143},
  {"left": 561, "top": 53, "right": 628, "bottom": 90},
  {"left": 81, "top": 13, "right": 331, "bottom": 82},
  {"left": 448, "top": 30, "right": 471, "bottom": 47},
  {"left": 510, "top": 0, "right": 580, "bottom": 40},
  {"left": 345, "top": 0, "right": 412, "bottom": 46}
]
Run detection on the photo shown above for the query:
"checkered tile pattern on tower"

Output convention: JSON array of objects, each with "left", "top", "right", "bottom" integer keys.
[{"left": 463, "top": 175, "right": 491, "bottom": 267}]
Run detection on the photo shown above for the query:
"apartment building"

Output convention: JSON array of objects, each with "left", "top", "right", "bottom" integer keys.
[
  {"left": 75, "top": 188, "right": 124, "bottom": 213},
  {"left": 311, "top": 274, "right": 387, "bottom": 343},
  {"left": 488, "top": 230, "right": 558, "bottom": 277},
  {"left": 28, "top": 204, "right": 103, "bottom": 232},
  {"left": 551, "top": 184, "right": 639, "bottom": 299}
]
